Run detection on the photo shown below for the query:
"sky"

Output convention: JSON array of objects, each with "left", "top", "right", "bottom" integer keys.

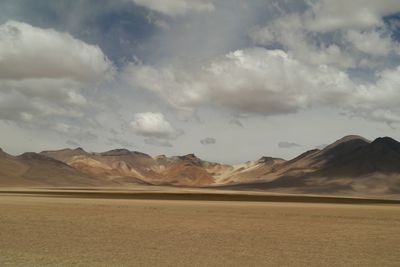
[{"left": 1, "top": 0, "right": 400, "bottom": 164}]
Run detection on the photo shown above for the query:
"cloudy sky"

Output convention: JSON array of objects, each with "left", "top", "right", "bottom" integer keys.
[{"left": 1, "top": 0, "right": 400, "bottom": 164}]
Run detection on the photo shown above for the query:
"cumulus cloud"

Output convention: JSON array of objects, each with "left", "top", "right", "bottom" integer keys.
[
  {"left": 345, "top": 29, "right": 400, "bottom": 56},
  {"left": 200, "top": 137, "right": 216, "bottom": 145},
  {"left": 250, "top": 2, "right": 400, "bottom": 71},
  {"left": 347, "top": 66, "right": 400, "bottom": 124},
  {"left": 132, "top": 0, "right": 214, "bottom": 17},
  {"left": 307, "top": 0, "right": 400, "bottom": 32},
  {"left": 205, "top": 49, "right": 352, "bottom": 115},
  {"left": 278, "top": 141, "right": 301, "bottom": 149},
  {"left": 130, "top": 112, "right": 182, "bottom": 147},
  {"left": 0, "top": 21, "right": 113, "bottom": 81},
  {"left": 127, "top": 48, "right": 351, "bottom": 116},
  {"left": 249, "top": 15, "right": 356, "bottom": 69},
  {"left": 0, "top": 80, "right": 87, "bottom": 125},
  {"left": 0, "top": 21, "right": 114, "bottom": 137},
  {"left": 124, "top": 64, "right": 206, "bottom": 117},
  {"left": 127, "top": 43, "right": 400, "bottom": 125}
]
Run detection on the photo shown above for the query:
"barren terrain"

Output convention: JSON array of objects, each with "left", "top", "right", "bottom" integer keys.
[{"left": 0, "top": 189, "right": 399, "bottom": 266}]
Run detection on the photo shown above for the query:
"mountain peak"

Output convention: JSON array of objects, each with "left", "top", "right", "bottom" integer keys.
[
  {"left": 323, "top": 135, "right": 370, "bottom": 151},
  {"left": 181, "top": 153, "right": 198, "bottom": 159},
  {"left": 18, "top": 152, "right": 51, "bottom": 161},
  {"left": 335, "top": 135, "right": 369, "bottom": 144},
  {"left": 373, "top": 136, "right": 398, "bottom": 144},
  {"left": 74, "top": 147, "right": 86, "bottom": 153},
  {"left": 371, "top": 137, "right": 400, "bottom": 153},
  {"left": 178, "top": 154, "right": 203, "bottom": 165},
  {"left": 101, "top": 149, "right": 131, "bottom": 156},
  {"left": 257, "top": 156, "right": 284, "bottom": 164}
]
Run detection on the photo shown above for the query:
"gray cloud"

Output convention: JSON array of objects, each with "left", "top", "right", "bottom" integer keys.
[
  {"left": 278, "top": 141, "right": 301, "bottom": 149},
  {"left": 229, "top": 118, "right": 243, "bottom": 127},
  {"left": 0, "top": 21, "right": 113, "bottom": 81},
  {"left": 107, "top": 137, "right": 135, "bottom": 148},
  {"left": 307, "top": 0, "right": 400, "bottom": 32},
  {"left": 0, "top": 20, "right": 114, "bottom": 139},
  {"left": 132, "top": 0, "right": 215, "bottom": 17},
  {"left": 200, "top": 137, "right": 216, "bottom": 145},
  {"left": 144, "top": 137, "right": 172, "bottom": 147}
]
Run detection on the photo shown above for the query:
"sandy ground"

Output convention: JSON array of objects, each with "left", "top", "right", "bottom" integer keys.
[{"left": 0, "top": 193, "right": 399, "bottom": 266}]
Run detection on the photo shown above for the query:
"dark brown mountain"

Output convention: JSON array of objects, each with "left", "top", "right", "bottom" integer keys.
[{"left": 226, "top": 136, "right": 400, "bottom": 196}]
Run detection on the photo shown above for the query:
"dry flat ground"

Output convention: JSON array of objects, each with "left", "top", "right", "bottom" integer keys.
[{"left": 0, "top": 191, "right": 399, "bottom": 266}]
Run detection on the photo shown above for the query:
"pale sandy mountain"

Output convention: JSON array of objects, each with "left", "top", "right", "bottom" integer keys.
[
  {"left": 218, "top": 157, "right": 286, "bottom": 184},
  {"left": 154, "top": 154, "right": 217, "bottom": 186},
  {"left": 41, "top": 147, "right": 88, "bottom": 162},
  {"left": 41, "top": 149, "right": 219, "bottom": 186},
  {"left": 42, "top": 148, "right": 160, "bottom": 185}
]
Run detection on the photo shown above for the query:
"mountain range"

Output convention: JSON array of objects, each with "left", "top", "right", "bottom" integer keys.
[{"left": 1, "top": 135, "right": 400, "bottom": 197}]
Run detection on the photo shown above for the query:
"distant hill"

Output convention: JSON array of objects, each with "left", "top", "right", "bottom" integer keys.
[
  {"left": 0, "top": 150, "right": 105, "bottom": 187},
  {"left": 1, "top": 135, "right": 400, "bottom": 197}
]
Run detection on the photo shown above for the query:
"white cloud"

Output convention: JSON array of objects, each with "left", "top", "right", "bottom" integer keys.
[
  {"left": 124, "top": 64, "right": 206, "bottom": 117},
  {"left": 345, "top": 29, "right": 399, "bottom": 56},
  {"left": 133, "top": 48, "right": 351, "bottom": 115},
  {"left": 250, "top": 15, "right": 356, "bottom": 69},
  {"left": 127, "top": 48, "right": 351, "bottom": 116},
  {"left": 127, "top": 46, "right": 400, "bottom": 125},
  {"left": 0, "top": 79, "right": 89, "bottom": 126},
  {"left": 348, "top": 66, "right": 400, "bottom": 124},
  {"left": 206, "top": 49, "right": 352, "bottom": 115},
  {"left": 132, "top": 0, "right": 215, "bottom": 17},
  {"left": 307, "top": 0, "right": 400, "bottom": 32},
  {"left": 0, "top": 21, "right": 113, "bottom": 134},
  {"left": 250, "top": 2, "right": 400, "bottom": 71},
  {"left": 130, "top": 112, "right": 182, "bottom": 140},
  {"left": 0, "top": 21, "right": 113, "bottom": 81}
]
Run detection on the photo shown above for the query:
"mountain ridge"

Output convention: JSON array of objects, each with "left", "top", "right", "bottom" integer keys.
[{"left": 1, "top": 135, "right": 400, "bottom": 197}]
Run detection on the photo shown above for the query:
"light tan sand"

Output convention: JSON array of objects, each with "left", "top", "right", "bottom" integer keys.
[{"left": 0, "top": 194, "right": 399, "bottom": 266}]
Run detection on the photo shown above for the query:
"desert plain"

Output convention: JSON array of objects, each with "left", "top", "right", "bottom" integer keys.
[{"left": 0, "top": 188, "right": 399, "bottom": 267}]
